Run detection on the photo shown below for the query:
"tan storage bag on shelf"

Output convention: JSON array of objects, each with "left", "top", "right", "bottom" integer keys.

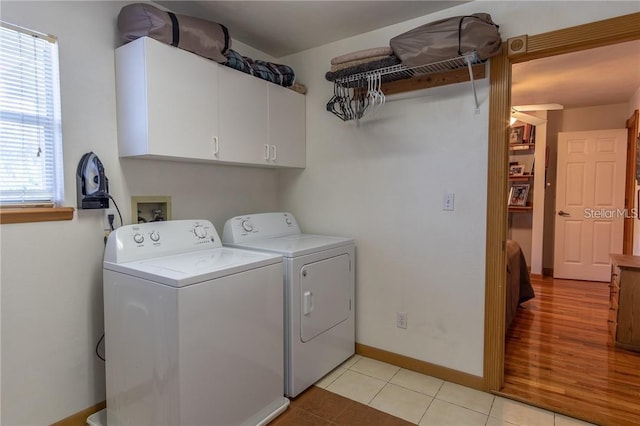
[
  {"left": 117, "top": 3, "right": 230, "bottom": 63},
  {"left": 390, "top": 13, "right": 501, "bottom": 67}
]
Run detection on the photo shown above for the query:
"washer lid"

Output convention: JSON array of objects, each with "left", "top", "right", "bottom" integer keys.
[
  {"left": 103, "top": 247, "right": 282, "bottom": 287},
  {"left": 228, "top": 234, "right": 354, "bottom": 257}
]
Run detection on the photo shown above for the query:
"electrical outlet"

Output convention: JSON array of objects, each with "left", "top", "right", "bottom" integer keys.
[
  {"left": 103, "top": 208, "right": 118, "bottom": 231},
  {"left": 396, "top": 312, "right": 407, "bottom": 329},
  {"left": 443, "top": 192, "right": 455, "bottom": 211}
]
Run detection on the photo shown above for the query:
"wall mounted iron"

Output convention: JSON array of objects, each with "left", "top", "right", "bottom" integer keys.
[{"left": 76, "top": 152, "right": 110, "bottom": 209}]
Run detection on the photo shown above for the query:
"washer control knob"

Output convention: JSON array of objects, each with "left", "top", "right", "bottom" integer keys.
[
  {"left": 241, "top": 220, "right": 254, "bottom": 232},
  {"left": 149, "top": 231, "right": 160, "bottom": 242},
  {"left": 133, "top": 233, "right": 144, "bottom": 244},
  {"left": 193, "top": 225, "right": 208, "bottom": 239},
  {"left": 285, "top": 218, "right": 292, "bottom": 225}
]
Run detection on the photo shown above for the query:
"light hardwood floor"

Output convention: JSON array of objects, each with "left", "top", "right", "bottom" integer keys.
[{"left": 501, "top": 276, "right": 640, "bottom": 426}]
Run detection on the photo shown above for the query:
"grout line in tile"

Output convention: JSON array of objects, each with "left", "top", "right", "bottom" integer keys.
[
  {"left": 347, "top": 356, "right": 363, "bottom": 370},
  {"left": 365, "top": 378, "right": 388, "bottom": 406},
  {"left": 487, "top": 394, "right": 497, "bottom": 421},
  {"left": 417, "top": 394, "right": 436, "bottom": 425},
  {"left": 432, "top": 396, "right": 495, "bottom": 418},
  {"left": 434, "top": 379, "right": 445, "bottom": 396},
  {"left": 388, "top": 367, "right": 401, "bottom": 382}
]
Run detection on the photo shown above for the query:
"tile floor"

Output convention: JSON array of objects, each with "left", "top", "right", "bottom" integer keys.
[{"left": 309, "top": 355, "right": 597, "bottom": 426}]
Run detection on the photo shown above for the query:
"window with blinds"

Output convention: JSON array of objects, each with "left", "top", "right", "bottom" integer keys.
[{"left": 0, "top": 21, "right": 63, "bottom": 207}]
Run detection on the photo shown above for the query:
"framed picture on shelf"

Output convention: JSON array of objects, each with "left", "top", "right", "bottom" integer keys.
[
  {"left": 509, "top": 164, "right": 525, "bottom": 176},
  {"left": 520, "top": 153, "right": 535, "bottom": 175},
  {"left": 510, "top": 126, "right": 525, "bottom": 144},
  {"left": 508, "top": 183, "right": 530, "bottom": 206}
]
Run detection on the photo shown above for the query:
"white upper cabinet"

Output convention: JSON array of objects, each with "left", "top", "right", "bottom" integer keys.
[
  {"left": 115, "top": 37, "right": 219, "bottom": 161},
  {"left": 217, "top": 66, "right": 269, "bottom": 164},
  {"left": 115, "top": 37, "right": 305, "bottom": 168},
  {"left": 218, "top": 66, "right": 306, "bottom": 168},
  {"left": 268, "top": 84, "right": 306, "bottom": 168}
]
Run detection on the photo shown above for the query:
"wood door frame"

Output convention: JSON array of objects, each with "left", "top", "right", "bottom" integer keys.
[
  {"left": 484, "top": 12, "right": 640, "bottom": 392},
  {"left": 625, "top": 109, "right": 640, "bottom": 254}
]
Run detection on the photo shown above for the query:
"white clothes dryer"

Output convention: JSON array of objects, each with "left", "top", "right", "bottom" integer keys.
[
  {"left": 103, "top": 220, "right": 288, "bottom": 426},
  {"left": 222, "top": 212, "right": 355, "bottom": 397}
]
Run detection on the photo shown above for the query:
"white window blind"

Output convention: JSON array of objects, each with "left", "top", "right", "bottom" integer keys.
[{"left": 0, "top": 21, "right": 63, "bottom": 206}]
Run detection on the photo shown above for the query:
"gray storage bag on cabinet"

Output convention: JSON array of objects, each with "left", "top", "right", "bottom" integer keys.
[
  {"left": 390, "top": 13, "right": 501, "bottom": 67},
  {"left": 117, "top": 3, "right": 230, "bottom": 63}
]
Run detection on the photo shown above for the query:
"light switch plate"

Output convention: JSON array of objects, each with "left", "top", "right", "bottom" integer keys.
[{"left": 443, "top": 193, "right": 455, "bottom": 211}]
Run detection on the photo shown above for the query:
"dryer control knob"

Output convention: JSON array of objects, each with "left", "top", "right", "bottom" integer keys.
[
  {"left": 149, "top": 231, "right": 160, "bottom": 242},
  {"left": 133, "top": 233, "right": 144, "bottom": 244},
  {"left": 241, "top": 220, "right": 254, "bottom": 232},
  {"left": 193, "top": 225, "right": 208, "bottom": 239}
]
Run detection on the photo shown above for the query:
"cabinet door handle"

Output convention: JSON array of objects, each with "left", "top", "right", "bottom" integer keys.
[
  {"left": 270, "top": 145, "right": 277, "bottom": 161},
  {"left": 264, "top": 144, "right": 270, "bottom": 161},
  {"left": 212, "top": 137, "right": 219, "bottom": 156}
]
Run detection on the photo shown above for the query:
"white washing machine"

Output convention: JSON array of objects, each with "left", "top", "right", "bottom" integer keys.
[
  {"left": 222, "top": 212, "right": 355, "bottom": 397},
  {"left": 103, "top": 220, "right": 289, "bottom": 426}
]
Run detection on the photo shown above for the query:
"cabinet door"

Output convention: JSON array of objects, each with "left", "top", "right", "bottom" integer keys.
[
  {"left": 268, "top": 84, "right": 306, "bottom": 168},
  {"left": 116, "top": 37, "right": 219, "bottom": 160},
  {"left": 217, "top": 66, "right": 269, "bottom": 165}
]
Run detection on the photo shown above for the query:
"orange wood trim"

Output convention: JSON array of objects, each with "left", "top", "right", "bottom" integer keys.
[
  {"left": 381, "top": 63, "right": 486, "bottom": 96},
  {"left": 356, "top": 343, "right": 484, "bottom": 391},
  {"left": 0, "top": 207, "right": 74, "bottom": 224},
  {"left": 484, "top": 44, "right": 510, "bottom": 393},
  {"left": 50, "top": 401, "right": 105, "bottom": 426},
  {"left": 624, "top": 110, "right": 639, "bottom": 254},
  {"left": 510, "top": 12, "right": 640, "bottom": 62}
]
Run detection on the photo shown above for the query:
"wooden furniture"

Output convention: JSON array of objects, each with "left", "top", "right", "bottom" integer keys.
[
  {"left": 609, "top": 254, "right": 640, "bottom": 352},
  {"left": 115, "top": 37, "right": 305, "bottom": 168},
  {"left": 508, "top": 141, "right": 535, "bottom": 213}
]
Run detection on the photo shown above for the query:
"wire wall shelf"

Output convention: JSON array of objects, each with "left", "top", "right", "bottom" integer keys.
[{"left": 327, "top": 52, "right": 482, "bottom": 122}]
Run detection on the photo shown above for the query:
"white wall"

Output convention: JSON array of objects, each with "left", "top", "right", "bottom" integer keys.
[
  {"left": 559, "top": 103, "right": 630, "bottom": 132},
  {"left": 278, "top": 1, "right": 640, "bottom": 377},
  {"left": 0, "top": 2, "right": 278, "bottom": 425}
]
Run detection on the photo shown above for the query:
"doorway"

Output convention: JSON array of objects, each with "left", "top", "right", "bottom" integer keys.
[{"left": 483, "top": 11, "right": 640, "bottom": 424}]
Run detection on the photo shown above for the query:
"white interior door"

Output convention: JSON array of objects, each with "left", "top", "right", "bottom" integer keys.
[{"left": 554, "top": 129, "right": 627, "bottom": 281}]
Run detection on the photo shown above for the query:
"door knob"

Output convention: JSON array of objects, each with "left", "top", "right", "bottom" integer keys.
[{"left": 558, "top": 210, "right": 570, "bottom": 217}]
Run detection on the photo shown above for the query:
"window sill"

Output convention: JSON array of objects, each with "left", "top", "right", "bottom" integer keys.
[{"left": 0, "top": 207, "right": 75, "bottom": 224}]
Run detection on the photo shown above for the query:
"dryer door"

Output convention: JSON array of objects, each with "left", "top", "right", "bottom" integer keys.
[{"left": 300, "top": 253, "right": 351, "bottom": 343}]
